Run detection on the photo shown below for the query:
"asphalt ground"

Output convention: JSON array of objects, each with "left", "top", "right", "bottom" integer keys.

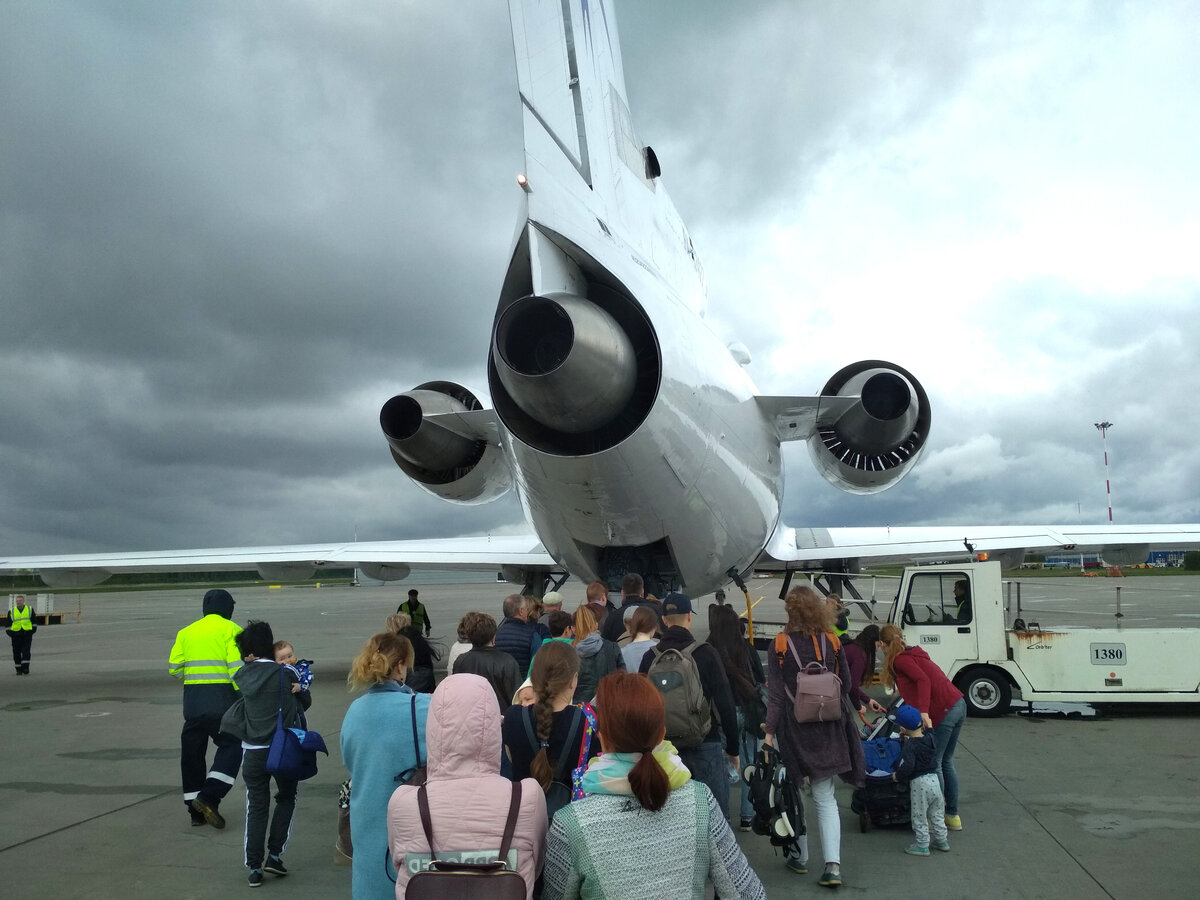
[{"left": 2, "top": 576, "right": 1197, "bottom": 898}]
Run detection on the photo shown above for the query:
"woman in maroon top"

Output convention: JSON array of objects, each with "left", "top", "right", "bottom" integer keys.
[
  {"left": 841, "top": 625, "right": 886, "bottom": 721},
  {"left": 878, "top": 624, "right": 966, "bottom": 831}
]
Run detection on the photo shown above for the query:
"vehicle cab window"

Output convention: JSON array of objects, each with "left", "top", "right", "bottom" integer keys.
[{"left": 904, "top": 572, "right": 972, "bottom": 625}]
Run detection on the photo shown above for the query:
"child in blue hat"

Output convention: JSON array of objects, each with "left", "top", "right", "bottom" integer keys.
[{"left": 891, "top": 703, "right": 949, "bottom": 856}]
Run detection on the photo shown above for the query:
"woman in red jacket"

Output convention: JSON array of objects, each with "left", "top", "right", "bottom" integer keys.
[{"left": 878, "top": 624, "right": 966, "bottom": 831}]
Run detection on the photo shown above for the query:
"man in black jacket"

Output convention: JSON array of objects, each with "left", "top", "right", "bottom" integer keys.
[
  {"left": 639, "top": 591, "right": 740, "bottom": 821},
  {"left": 600, "top": 572, "right": 661, "bottom": 643},
  {"left": 453, "top": 611, "right": 521, "bottom": 711}
]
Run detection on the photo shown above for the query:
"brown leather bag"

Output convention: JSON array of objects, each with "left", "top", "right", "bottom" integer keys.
[{"left": 402, "top": 781, "right": 527, "bottom": 899}]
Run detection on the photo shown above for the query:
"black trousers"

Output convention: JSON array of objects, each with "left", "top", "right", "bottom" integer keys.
[
  {"left": 241, "top": 747, "right": 298, "bottom": 869},
  {"left": 9, "top": 630, "right": 32, "bottom": 673},
  {"left": 181, "top": 712, "right": 242, "bottom": 806}
]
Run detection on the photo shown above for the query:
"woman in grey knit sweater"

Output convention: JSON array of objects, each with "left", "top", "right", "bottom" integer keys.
[{"left": 542, "top": 671, "right": 765, "bottom": 900}]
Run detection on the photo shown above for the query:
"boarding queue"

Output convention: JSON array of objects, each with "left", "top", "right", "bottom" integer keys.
[{"left": 162, "top": 577, "right": 965, "bottom": 897}]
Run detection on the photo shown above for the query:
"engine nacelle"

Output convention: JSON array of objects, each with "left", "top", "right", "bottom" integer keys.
[
  {"left": 380, "top": 381, "right": 512, "bottom": 505},
  {"left": 807, "top": 360, "right": 930, "bottom": 494},
  {"left": 488, "top": 288, "right": 660, "bottom": 455}
]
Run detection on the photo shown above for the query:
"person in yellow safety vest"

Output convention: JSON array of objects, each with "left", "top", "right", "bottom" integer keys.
[
  {"left": 826, "top": 593, "right": 849, "bottom": 637},
  {"left": 169, "top": 589, "right": 244, "bottom": 828},
  {"left": 395, "top": 588, "right": 432, "bottom": 637},
  {"left": 7, "top": 595, "right": 35, "bottom": 675}
]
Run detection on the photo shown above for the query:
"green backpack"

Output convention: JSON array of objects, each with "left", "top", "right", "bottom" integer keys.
[{"left": 647, "top": 642, "right": 712, "bottom": 748}]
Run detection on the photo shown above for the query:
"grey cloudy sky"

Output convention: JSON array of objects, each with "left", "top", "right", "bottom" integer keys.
[{"left": 3, "top": 0, "right": 1198, "bottom": 558}]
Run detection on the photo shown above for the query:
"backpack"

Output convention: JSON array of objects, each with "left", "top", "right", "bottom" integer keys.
[
  {"left": 775, "top": 632, "right": 843, "bottom": 723},
  {"left": 521, "top": 705, "right": 583, "bottom": 820},
  {"left": 647, "top": 642, "right": 712, "bottom": 748},
  {"left": 402, "top": 782, "right": 526, "bottom": 900}
]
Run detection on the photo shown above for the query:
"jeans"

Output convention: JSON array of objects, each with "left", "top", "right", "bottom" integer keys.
[
  {"left": 735, "top": 710, "right": 760, "bottom": 821},
  {"left": 933, "top": 697, "right": 966, "bottom": 815},
  {"left": 810, "top": 775, "right": 841, "bottom": 864},
  {"left": 678, "top": 741, "right": 729, "bottom": 822}
]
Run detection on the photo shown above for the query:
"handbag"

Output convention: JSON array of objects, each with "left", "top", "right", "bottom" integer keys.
[
  {"left": 266, "top": 667, "right": 328, "bottom": 780},
  {"left": 395, "top": 693, "right": 428, "bottom": 787},
  {"left": 781, "top": 633, "right": 843, "bottom": 723},
  {"left": 403, "top": 781, "right": 527, "bottom": 899}
]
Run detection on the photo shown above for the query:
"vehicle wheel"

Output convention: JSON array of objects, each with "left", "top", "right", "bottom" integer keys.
[{"left": 957, "top": 668, "right": 1012, "bottom": 717}]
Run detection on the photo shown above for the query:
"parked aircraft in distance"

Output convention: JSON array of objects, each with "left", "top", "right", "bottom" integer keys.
[{"left": 3, "top": 0, "right": 1198, "bottom": 597}]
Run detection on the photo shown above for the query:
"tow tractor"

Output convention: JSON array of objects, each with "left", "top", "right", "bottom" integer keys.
[{"left": 887, "top": 561, "right": 1200, "bottom": 716}]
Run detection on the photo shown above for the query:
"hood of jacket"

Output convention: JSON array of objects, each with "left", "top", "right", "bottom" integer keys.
[
  {"left": 426, "top": 673, "right": 503, "bottom": 780},
  {"left": 575, "top": 631, "right": 605, "bottom": 659},
  {"left": 202, "top": 588, "right": 235, "bottom": 619}
]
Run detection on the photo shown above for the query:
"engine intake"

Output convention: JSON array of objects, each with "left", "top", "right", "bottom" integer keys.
[{"left": 807, "top": 360, "right": 930, "bottom": 494}]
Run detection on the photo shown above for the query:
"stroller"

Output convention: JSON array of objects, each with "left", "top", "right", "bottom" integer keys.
[
  {"left": 851, "top": 700, "right": 911, "bottom": 832},
  {"left": 742, "top": 744, "right": 806, "bottom": 849}
]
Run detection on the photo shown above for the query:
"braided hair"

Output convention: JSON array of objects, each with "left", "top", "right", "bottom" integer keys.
[{"left": 528, "top": 640, "right": 580, "bottom": 790}]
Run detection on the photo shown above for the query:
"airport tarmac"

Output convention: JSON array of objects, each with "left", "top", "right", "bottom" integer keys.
[{"left": 2, "top": 577, "right": 1198, "bottom": 898}]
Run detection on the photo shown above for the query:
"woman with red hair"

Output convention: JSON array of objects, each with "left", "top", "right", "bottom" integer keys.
[{"left": 542, "top": 671, "right": 765, "bottom": 900}]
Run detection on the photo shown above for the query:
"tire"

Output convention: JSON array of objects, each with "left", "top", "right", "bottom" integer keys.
[{"left": 957, "top": 668, "right": 1012, "bottom": 717}]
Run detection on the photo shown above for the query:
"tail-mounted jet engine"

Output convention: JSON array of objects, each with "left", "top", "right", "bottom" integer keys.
[
  {"left": 488, "top": 290, "right": 660, "bottom": 455},
  {"left": 807, "top": 360, "right": 930, "bottom": 494},
  {"left": 380, "top": 381, "right": 511, "bottom": 504}
]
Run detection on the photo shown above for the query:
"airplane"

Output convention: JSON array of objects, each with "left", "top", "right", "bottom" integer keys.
[{"left": 3, "top": 0, "right": 1199, "bottom": 599}]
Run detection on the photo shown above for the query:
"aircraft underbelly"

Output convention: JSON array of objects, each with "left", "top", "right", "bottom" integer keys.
[{"left": 508, "top": 381, "right": 781, "bottom": 590}]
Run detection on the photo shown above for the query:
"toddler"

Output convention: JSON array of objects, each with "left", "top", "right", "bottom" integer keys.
[
  {"left": 891, "top": 704, "right": 949, "bottom": 856},
  {"left": 274, "top": 641, "right": 314, "bottom": 691}
]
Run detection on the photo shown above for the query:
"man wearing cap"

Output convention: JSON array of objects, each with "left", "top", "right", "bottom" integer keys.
[
  {"left": 168, "top": 589, "right": 244, "bottom": 828},
  {"left": 639, "top": 591, "right": 741, "bottom": 820},
  {"left": 396, "top": 588, "right": 432, "bottom": 637},
  {"left": 538, "top": 591, "right": 564, "bottom": 627}
]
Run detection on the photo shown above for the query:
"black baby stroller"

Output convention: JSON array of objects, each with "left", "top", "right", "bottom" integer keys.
[
  {"left": 851, "top": 699, "right": 911, "bottom": 832},
  {"left": 742, "top": 744, "right": 806, "bottom": 849}
]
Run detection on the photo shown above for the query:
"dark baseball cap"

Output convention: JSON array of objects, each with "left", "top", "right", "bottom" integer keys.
[{"left": 661, "top": 591, "right": 693, "bottom": 616}]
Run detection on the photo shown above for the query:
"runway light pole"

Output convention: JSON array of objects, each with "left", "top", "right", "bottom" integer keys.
[{"left": 1094, "top": 421, "right": 1114, "bottom": 524}]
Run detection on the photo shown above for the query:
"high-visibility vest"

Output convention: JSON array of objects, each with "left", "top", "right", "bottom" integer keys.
[
  {"left": 168, "top": 614, "right": 243, "bottom": 686},
  {"left": 10, "top": 604, "right": 33, "bottom": 632}
]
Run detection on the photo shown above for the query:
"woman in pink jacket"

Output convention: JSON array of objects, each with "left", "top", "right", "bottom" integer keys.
[
  {"left": 388, "top": 673, "right": 548, "bottom": 898},
  {"left": 879, "top": 624, "right": 967, "bottom": 831}
]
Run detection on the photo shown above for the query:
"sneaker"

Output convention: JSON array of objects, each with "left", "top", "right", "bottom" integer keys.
[
  {"left": 905, "top": 844, "right": 931, "bottom": 856},
  {"left": 247, "top": 869, "right": 264, "bottom": 887},
  {"left": 818, "top": 864, "right": 842, "bottom": 887},
  {"left": 264, "top": 856, "right": 288, "bottom": 877},
  {"left": 785, "top": 857, "right": 809, "bottom": 875},
  {"left": 945, "top": 814, "right": 963, "bottom": 831},
  {"left": 934, "top": 840, "right": 951, "bottom": 852},
  {"left": 190, "top": 796, "right": 225, "bottom": 830},
  {"left": 739, "top": 817, "right": 753, "bottom": 832}
]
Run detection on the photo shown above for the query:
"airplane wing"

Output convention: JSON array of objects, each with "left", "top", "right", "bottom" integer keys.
[
  {"left": 0, "top": 536, "right": 557, "bottom": 589},
  {"left": 761, "top": 523, "right": 1200, "bottom": 571}
]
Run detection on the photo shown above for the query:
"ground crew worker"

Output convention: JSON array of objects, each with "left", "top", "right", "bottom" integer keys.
[
  {"left": 395, "top": 588, "right": 432, "bottom": 637},
  {"left": 7, "top": 595, "right": 35, "bottom": 674},
  {"left": 169, "top": 588, "right": 243, "bottom": 828},
  {"left": 827, "top": 594, "right": 849, "bottom": 637}
]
